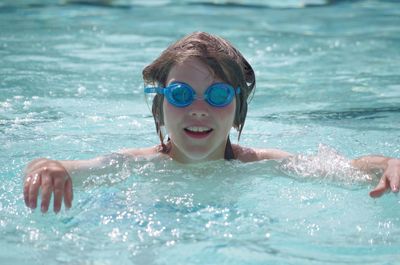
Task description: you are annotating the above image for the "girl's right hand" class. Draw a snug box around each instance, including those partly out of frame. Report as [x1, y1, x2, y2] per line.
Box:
[23, 158, 73, 213]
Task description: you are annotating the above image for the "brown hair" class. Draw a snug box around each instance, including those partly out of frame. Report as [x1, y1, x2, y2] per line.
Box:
[142, 32, 256, 151]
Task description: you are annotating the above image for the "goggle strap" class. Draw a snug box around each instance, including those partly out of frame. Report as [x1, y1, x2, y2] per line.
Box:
[144, 87, 164, 94]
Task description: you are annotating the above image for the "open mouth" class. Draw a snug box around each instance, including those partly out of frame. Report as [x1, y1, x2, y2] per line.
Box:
[184, 126, 213, 139]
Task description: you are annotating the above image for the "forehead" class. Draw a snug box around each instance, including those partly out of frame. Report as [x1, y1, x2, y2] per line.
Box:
[166, 57, 222, 87]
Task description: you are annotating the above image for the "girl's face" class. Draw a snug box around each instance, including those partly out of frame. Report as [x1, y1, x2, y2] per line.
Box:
[163, 57, 236, 163]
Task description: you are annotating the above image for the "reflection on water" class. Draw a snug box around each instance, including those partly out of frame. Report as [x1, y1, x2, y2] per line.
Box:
[257, 106, 400, 132]
[1, 0, 334, 9]
[262, 106, 400, 122]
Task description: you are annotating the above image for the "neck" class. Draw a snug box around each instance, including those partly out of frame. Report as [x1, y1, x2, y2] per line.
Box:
[168, 139, 228, 164]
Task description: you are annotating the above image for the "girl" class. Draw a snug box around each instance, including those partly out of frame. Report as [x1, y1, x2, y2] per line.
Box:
[23, 32, 400, 213]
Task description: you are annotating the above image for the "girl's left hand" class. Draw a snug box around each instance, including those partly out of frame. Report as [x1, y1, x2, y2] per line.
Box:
[370, 158, 400, 197]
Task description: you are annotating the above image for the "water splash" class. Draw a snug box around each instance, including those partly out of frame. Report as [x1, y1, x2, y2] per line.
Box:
[279, 144, 372, 184]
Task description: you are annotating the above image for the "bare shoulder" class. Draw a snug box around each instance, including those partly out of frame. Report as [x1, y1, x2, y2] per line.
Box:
[117, 146, 161, 159]
[232, 144, 292, 162]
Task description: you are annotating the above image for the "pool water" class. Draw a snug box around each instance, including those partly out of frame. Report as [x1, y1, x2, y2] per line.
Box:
[1, 0, 400, 264]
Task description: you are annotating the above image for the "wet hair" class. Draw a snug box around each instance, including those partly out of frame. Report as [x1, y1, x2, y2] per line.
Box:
[142, 31, 256, 152]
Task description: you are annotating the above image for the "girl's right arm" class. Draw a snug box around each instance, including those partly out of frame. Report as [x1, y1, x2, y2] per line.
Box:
[23, 153, 126, 213]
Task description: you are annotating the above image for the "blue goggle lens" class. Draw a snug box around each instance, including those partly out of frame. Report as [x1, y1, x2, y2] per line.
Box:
[145, 82, 240, 108]
[169, 83, 194, 107]
[206, 84, 233, 107]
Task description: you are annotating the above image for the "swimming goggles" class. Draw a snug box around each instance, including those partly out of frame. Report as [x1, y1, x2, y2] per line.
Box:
[144, 82, 240, 108]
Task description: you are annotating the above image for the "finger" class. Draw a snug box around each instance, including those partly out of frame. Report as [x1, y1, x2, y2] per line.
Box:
[389, 175, 399, 193]
[40, 173, 53, 213]
[64, 177, 73, 209]
[28, 173, 41, 209]
[369, 175, 390, 198]
[53, 177, 65, 213]
[23, 175, 33, 207]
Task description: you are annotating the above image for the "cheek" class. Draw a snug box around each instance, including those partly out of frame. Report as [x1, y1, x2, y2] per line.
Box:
[215, 101, 236, 122]
[163, 100, 183, 125]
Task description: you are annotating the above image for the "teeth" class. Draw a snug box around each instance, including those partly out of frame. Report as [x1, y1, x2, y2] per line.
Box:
[186, 126, 212, 132]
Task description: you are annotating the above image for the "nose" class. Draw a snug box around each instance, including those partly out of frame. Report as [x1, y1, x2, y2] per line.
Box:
[188, 99, 209, 118]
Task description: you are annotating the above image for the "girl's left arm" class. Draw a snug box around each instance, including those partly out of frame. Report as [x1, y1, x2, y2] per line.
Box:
[351, 156, 400, 197]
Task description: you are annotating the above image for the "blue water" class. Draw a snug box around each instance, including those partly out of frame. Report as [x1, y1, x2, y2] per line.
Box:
[1, 0, 400, 264]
